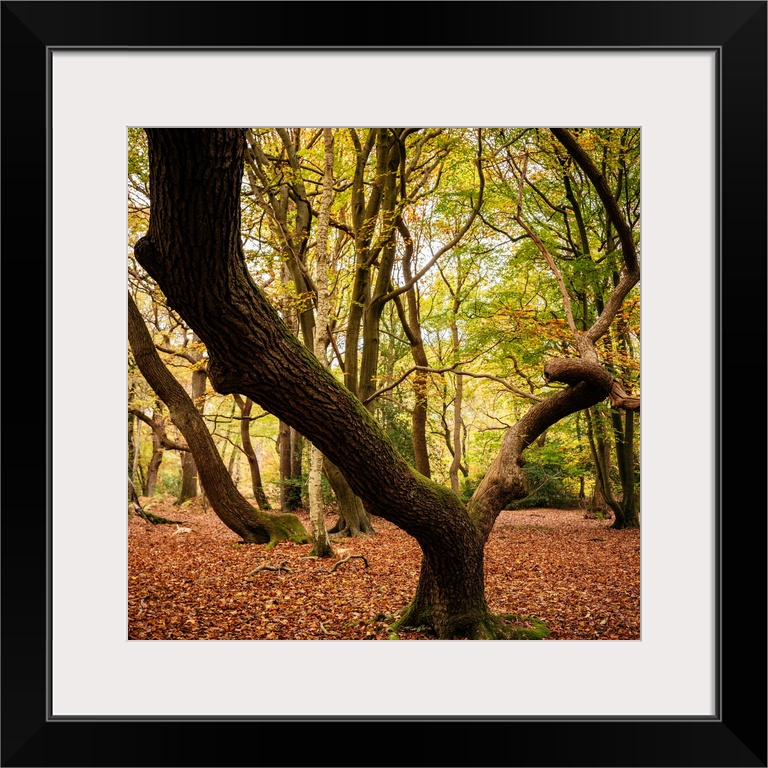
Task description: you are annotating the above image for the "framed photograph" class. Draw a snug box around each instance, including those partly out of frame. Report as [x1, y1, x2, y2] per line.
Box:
[3, 1, 765, 765]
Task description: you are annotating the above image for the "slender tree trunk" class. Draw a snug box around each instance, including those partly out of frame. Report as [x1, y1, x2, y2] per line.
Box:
[611, 409, 639, 529]
[585, 407, 620, 521]
[308, 447, 331, 556]
[227, 446, 237, 479]
[344, 129, 387, 396]
[449, 374, 463, 494]
[398, 218, 432, 477]
[128, 407, 136, 479]
[179, 451, 197, 502]
[410, 357, 431, 477]
[446, 276, 469, 493]
[132, 418, 143, 493]
[307, 127, 335, 558]
[145, 431, 163, 496]
[449, 300, 464, 494]
[288, 428, 303, 509]
[234, 395, 271, 510]
[357, 132, 400, 405]
[277, 420, 292, 512]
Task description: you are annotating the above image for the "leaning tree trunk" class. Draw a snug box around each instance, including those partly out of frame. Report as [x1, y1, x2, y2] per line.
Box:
[135, 128, 499, 637]
[134, 129, 620, 639]
[128, 292, 309, 547]
[468, 360, 615, 540]
[324, 458, 375, 537]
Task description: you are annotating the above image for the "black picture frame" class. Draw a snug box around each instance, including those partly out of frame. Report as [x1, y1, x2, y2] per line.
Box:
[2, 2, 765, 766]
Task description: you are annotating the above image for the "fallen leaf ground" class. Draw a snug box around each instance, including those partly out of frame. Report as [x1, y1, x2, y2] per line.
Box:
[128, 498, 640, 641]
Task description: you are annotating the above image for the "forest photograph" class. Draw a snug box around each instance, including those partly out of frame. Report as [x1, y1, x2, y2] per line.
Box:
[127, 126, 640, 641]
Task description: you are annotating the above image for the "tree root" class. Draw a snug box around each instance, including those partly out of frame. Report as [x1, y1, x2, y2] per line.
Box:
[396, 609, 551, 640]
[319, 621, 340, 636]
[316, 554, 369, 574]
[329, 554, 368, 572]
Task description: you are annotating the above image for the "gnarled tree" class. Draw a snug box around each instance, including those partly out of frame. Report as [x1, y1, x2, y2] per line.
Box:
[134, 128, 639, 638]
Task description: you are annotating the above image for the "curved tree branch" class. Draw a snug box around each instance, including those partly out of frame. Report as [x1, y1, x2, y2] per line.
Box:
[129, 407, 190, 452]
[550, 128, 639, 275]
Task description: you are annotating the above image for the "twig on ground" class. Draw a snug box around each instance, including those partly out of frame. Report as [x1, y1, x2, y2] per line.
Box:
[248, 560, 293, 576]
[319, 621, 340, 636]
[330, 554, 368, 572]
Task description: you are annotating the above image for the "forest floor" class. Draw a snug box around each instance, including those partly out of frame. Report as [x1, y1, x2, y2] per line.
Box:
[128, 497, 640, 641]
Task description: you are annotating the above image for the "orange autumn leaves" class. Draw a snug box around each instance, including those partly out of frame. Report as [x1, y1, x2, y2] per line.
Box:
[129, 499, 639, 641]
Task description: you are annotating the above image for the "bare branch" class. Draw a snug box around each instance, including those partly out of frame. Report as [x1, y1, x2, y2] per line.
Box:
[583, 269, 639, 346]
[129, 408, 190, 452]
[154, 344, 203, 366]
[363, 365, 542, 405]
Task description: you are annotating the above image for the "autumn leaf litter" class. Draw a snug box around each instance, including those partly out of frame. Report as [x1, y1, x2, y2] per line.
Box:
[129, 498, 640, 641]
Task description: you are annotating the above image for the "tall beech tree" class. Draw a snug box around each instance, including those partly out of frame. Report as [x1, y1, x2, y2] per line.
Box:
[134, 128, 639, 639]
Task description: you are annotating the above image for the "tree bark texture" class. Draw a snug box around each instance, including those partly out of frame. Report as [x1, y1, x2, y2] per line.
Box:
[609, 408, 639, 529]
